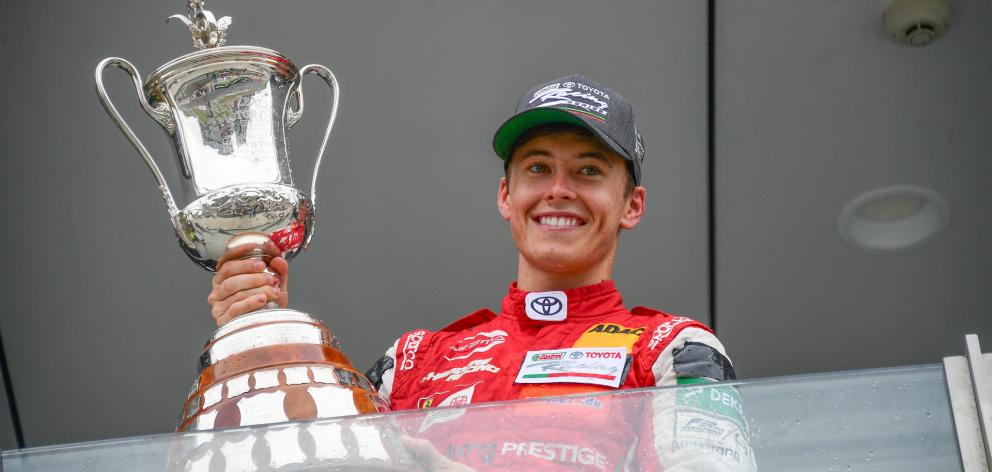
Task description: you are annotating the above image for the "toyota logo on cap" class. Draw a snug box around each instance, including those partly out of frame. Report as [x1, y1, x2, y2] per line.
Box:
[524, 291, 568, 321]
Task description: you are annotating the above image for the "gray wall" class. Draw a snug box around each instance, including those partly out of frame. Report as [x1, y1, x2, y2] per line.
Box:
[715, 0, 992, 378]
[0, 0, 988, 450]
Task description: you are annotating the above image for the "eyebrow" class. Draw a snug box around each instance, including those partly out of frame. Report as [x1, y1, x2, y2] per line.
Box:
[517, 150, 613, 167]
[578, 152, 613, 167]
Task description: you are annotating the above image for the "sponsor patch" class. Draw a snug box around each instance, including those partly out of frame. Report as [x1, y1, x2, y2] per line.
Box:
[444, 330, 508, 361]
[530, 81, 611, 123]
[416, 382, 481, 432]
[400, 330, 426, 371]
[515, 348, 627, 388]
[673, 341, 737, 381]
[573, 323, 646, 353]
[524, 291, 568, 321]
[648, 316, 692, 350]
[417, 382, 480, 410]
[421, 358, 500, 382]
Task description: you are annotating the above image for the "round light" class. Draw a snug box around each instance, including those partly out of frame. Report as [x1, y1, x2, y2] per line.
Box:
[838, 185, 949, 251]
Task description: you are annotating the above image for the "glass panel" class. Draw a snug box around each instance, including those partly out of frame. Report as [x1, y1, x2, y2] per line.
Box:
[742, 365, 961, 471]
[1, 365, 961, 471]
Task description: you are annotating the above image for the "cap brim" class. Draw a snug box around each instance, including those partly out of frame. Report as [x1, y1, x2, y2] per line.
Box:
[492, 108, 631, 164]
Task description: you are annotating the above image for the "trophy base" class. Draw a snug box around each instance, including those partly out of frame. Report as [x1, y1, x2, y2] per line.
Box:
[179, 308, 386, 432]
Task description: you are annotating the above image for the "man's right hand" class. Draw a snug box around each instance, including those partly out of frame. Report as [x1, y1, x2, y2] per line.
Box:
[207, 240, 289, 327]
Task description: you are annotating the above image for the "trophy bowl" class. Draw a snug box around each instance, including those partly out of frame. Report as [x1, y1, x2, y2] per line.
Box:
[175, 182, 312, 271]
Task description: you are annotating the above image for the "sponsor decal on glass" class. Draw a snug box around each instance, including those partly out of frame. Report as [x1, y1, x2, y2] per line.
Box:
[500, 442, 609, 470]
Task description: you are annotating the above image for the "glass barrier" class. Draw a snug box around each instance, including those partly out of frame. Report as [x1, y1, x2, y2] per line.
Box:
[1, 364, 961, 471]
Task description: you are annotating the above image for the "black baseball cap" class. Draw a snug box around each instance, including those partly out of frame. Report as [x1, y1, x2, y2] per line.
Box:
[492, 74, 645, 185]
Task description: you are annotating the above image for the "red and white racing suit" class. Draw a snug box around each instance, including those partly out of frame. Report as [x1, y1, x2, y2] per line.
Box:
[366, 280, 755, 471]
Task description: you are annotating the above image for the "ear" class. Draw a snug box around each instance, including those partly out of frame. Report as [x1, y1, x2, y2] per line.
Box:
[619, 186, 646, 230]
[497, 176, 511, 220]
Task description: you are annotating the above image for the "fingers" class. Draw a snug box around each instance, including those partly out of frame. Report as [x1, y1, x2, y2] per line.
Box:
[216, 239, 281, 269]
[270, 257, 289, 283]
[402, 436, 448, 469]
[213, 292, 273, 327]
[210, 283, 282, 324]
[401, 436, 478, 472]
[269, 257, 290, 307]
[211, 260, 271, 291]
[209, 243, 291, 326]
[210, 271, 278, 304]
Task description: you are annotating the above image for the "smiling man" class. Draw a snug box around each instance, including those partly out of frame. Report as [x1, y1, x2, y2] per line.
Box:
[208, 74, 753, 470]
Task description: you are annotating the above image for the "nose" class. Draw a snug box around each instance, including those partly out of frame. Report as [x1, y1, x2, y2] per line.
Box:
[545, 169, 576, 201]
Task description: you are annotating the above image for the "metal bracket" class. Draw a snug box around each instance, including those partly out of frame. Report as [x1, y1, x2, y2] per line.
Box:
[967, 335, 992, 467]
[944, 334, 992, 472]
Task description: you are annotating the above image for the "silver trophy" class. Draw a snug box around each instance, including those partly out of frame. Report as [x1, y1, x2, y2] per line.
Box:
[95, 0, 394, 445]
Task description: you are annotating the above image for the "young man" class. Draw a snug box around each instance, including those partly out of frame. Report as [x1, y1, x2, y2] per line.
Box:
[208, 75, 753, 470]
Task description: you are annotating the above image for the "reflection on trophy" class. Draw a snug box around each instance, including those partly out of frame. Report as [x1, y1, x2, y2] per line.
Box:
[95, 0, 388, 435]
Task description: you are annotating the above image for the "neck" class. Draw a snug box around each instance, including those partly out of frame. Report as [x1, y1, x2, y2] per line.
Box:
[515, 252, 616, 292]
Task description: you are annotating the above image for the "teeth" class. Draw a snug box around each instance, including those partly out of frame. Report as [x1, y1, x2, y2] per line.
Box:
[540, 216, 578, 227]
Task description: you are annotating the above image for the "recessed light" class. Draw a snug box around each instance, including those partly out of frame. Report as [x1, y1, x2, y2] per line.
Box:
[838, 185, 949, 251]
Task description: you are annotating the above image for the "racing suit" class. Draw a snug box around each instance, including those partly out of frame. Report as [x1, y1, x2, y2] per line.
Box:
[366, 280, 755, 471]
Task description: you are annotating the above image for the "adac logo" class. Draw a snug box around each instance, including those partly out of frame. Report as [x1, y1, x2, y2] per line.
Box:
[524, 291, 567, 321]
[531, 296, 563, 316]
[587, 324, 646, 336]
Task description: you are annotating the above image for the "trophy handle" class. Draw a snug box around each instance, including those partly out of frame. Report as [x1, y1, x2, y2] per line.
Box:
[288, 64, 340, 250]
[95, 57, 180, 218]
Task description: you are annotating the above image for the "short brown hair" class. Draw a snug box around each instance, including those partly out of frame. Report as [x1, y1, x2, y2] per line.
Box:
[504, 123, 636, 196]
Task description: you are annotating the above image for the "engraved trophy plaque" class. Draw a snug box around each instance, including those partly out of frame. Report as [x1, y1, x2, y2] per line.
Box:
[94, 0, 398, 451]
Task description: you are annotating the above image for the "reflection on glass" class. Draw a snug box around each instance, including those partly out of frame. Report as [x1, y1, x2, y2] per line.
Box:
[263, 427, 307, 468]
[309, 422, 348, 460]
[0, 365, 963, 471]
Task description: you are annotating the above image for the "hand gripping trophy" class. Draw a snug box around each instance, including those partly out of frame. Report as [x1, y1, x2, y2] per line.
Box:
[95, 0, 395, 444]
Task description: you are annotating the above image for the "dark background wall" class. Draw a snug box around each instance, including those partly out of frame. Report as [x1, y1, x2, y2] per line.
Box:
[0, 0, 988, 449]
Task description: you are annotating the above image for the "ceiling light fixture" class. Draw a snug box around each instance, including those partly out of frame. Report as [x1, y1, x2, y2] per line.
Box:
[838, 185, 950, 251]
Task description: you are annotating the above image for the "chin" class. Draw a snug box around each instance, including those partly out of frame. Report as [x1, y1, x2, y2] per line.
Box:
[526, 249, 593, 273]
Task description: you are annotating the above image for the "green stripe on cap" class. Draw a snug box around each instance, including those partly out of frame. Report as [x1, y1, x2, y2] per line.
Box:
[492, 108, 588, 160]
